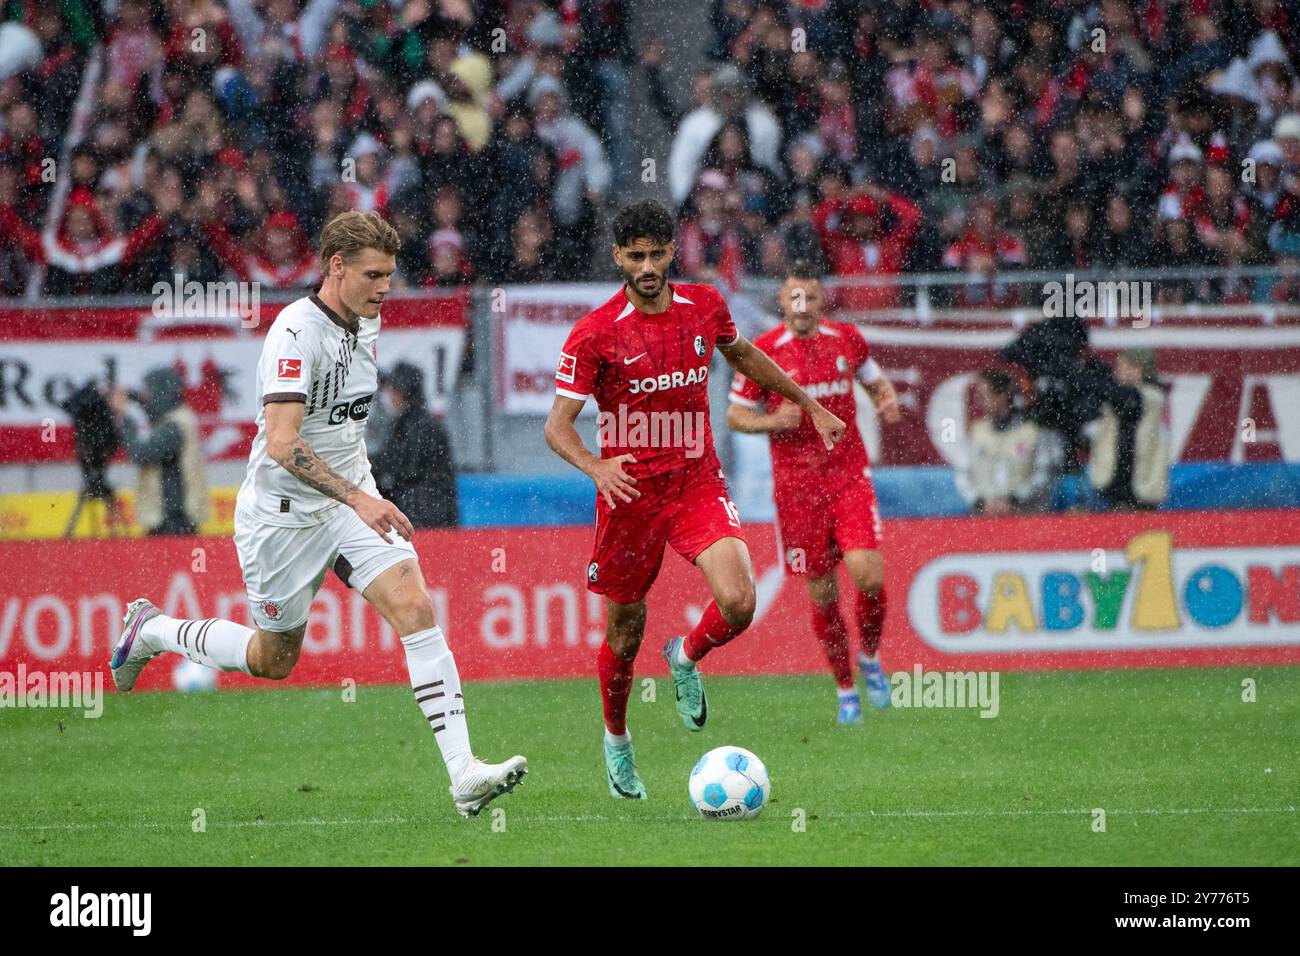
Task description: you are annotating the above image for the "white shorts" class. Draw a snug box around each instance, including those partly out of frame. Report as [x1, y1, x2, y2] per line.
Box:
[234, 503, 418, 632]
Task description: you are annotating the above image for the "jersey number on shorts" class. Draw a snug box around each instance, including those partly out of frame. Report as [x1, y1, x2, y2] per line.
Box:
[718, 496, 741, 528]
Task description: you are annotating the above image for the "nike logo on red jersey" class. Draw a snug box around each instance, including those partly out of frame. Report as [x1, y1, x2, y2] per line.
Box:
[623, 353, 647, 364]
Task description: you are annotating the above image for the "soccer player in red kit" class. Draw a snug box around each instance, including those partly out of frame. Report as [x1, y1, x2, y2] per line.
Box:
[544, 202, 846, 799]
[727, 264, 901, 724]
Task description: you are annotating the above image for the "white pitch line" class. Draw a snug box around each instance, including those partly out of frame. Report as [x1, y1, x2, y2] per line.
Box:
[0, 817, 411, 833]
[829, 806, 1300, 820]
[505, 806, 1300, 823]
[0, 806, 1294, 833]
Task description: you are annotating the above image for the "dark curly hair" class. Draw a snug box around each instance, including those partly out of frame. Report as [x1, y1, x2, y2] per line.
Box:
[612, 200, 675, 246]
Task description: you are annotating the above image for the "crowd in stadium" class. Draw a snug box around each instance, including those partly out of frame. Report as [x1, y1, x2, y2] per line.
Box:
[1, 0, 1299, 302]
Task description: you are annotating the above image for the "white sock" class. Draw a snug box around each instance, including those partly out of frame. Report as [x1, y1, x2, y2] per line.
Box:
[860, 651, 880, 665]
[673, 639, 694, 669]
[401, 625, 472, 781]
[837, 686, 858, 700]
[142, 614, 253, 674]
[604, 729, 631, 747]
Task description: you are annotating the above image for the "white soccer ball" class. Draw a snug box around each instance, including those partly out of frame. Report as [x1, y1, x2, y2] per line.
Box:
[172, 658, 219, 692]
[688, 746, 770, 820]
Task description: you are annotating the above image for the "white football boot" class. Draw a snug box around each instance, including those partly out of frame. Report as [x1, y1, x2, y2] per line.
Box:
[450, 755, 529, 817]
[109, 598, 163, 692]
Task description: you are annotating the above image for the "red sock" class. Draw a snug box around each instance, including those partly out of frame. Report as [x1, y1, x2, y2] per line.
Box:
[598, 642, 635, 735]
[855, 587, 887, 657]
[811, 601, 854, 689]
[683, 601, 748, 662]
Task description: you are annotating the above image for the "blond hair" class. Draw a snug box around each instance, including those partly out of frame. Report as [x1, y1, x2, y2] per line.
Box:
[318, 210, 401, 275]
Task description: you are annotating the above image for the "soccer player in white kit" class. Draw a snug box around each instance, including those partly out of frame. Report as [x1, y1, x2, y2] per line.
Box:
[109, 211, 526, 817]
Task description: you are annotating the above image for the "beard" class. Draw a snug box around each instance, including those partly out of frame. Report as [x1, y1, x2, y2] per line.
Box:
[624, 269, 665, 298]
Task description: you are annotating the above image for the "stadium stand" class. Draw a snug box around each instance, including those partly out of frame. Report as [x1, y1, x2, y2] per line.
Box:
[1, 1, 1298, 296]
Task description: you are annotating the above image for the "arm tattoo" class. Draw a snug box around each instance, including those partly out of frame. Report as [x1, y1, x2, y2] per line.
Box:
[276, 437, 362, 503]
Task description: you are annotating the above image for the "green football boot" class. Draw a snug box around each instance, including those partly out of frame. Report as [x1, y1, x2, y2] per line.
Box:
[605, 738, 647, 799]
[663, 637, 708, 731]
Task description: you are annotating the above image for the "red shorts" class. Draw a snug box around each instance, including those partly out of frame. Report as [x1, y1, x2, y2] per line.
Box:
[588, 466, 746, 605]
[774, 471, 883, 578]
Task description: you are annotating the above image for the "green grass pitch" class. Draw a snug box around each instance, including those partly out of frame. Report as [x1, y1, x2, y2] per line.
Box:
[2, 667, 1297, 866]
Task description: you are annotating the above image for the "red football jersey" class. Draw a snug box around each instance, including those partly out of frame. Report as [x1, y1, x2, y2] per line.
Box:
[555, 282, 738, 480]
[730, 318, 875, 485]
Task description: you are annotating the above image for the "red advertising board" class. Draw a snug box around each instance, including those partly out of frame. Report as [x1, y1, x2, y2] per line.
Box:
[0, 292, 469, 463]
[2, 509, 1298, 691]
[493, 284, 1300, 463]
[862, 322, 1300, 466]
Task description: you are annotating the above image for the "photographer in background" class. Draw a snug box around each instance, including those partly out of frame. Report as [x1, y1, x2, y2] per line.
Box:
[60, 381, 127, 537]
[109, 367, 210, 536]
[1000, 313, 1116, 510]
[370, 363, 459, 529]
[1088, 349, 1170, 511]
[956, 369, 1052, 515]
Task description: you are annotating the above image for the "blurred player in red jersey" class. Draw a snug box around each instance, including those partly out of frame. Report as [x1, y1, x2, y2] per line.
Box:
[544, 202, 846, 799]
[727, 263, 901, 723]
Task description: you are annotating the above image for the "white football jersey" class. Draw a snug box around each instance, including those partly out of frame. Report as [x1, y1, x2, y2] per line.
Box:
[237, 295, 380, 527]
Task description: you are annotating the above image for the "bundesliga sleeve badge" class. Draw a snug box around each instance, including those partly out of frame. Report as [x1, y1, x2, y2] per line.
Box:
[277, 358, 302, 379]
[557, 352, 577, 384]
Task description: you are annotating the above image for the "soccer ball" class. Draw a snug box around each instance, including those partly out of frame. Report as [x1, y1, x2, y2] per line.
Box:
[688, 746, 770, 820]
[172, 658, 218, 692]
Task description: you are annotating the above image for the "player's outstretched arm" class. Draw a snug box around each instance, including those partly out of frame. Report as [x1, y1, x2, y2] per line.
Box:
[865, 377, 902, 424]
[718, 335, 846, 449]
[543, 394, 640, 509]
[264, 400, 413, 541]
[726, 399, 803, 434]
